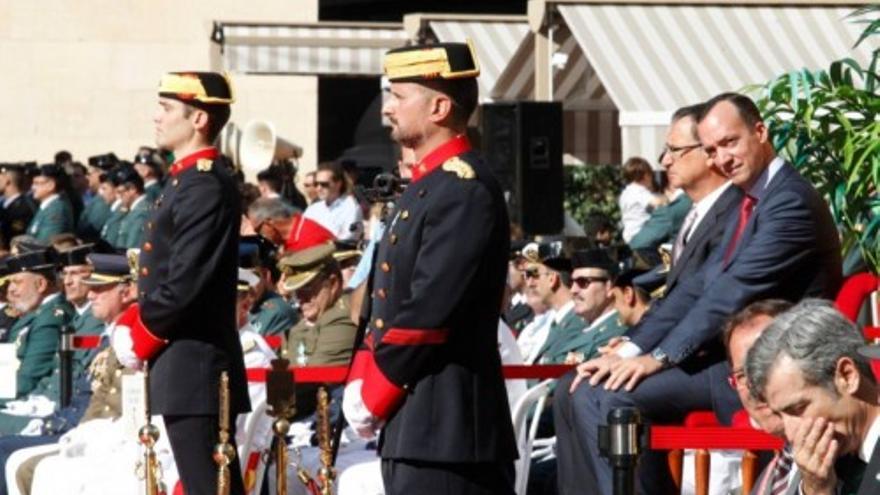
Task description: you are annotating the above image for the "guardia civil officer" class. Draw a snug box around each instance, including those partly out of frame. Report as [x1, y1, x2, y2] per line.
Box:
[342, 42, 517, 494]
[112, 71, 248, 495]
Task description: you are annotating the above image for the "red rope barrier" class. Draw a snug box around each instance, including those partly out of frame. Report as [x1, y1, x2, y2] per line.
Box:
[650, 426, 783, 450]
[244, 364, 575, 383]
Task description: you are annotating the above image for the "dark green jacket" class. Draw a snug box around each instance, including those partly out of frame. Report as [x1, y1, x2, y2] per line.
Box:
[100, 203, 125, 248]
[27, 196, 75, 241]
[116, 195, 151, 249]
[249, 291, 298, 337]
[7, 294, 73, 398]
[144, 181, 162, 203]
[535, 305, 587, 364]
[542, 310, 627, 364]
[78, 195, 112, 241]
[628, 194, 693, 250]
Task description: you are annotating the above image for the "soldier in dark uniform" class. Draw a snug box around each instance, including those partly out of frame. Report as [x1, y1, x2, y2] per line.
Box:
[0, 258, 19, 342]
[26, 164, 75, 242]
[98, 170, 124, 247]
[0, 163, 37, 250]
[342, 42, 517, 494]
[111, 71, 247, 495]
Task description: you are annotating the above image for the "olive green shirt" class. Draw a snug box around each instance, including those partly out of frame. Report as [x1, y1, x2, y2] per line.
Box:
[285, 301, 357, 367]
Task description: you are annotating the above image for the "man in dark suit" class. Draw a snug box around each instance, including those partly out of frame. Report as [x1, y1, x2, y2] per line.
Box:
[111, 71, 247, 495]
[342, 42, 517, 495]
[747, 301, 877, 495]
[556, 94, 843, 495]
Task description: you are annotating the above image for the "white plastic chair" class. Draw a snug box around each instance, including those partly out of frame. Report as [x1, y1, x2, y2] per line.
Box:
[510, 378, 554, 495]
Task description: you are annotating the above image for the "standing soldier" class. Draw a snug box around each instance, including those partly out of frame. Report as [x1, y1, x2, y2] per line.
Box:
[133, 147, 165, 203]
[78, 153, 117, 242]
[111, 71, 248, 495]
[342, 42, 517, 494]
[27, 165, 75, 241]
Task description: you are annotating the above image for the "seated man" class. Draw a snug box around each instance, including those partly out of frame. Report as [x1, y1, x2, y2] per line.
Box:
[520, 241, 586, 365]
[746, 300, 880, 495]
[721, 299, 804, 495]
[1, 248, 72, 408]
[543, 249, 627, 365]
[240, 236, 298, 337]
[279, 242, 356, 419]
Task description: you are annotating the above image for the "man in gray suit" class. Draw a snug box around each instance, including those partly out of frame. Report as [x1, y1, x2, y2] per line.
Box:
[557, 93, 842, 495]
[723, 299, 801, 495]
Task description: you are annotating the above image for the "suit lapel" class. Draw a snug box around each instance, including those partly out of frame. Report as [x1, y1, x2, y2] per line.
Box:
[723, 162, 796, 268]
[666, 185, 742, 287]
[857, 438, 880, 495]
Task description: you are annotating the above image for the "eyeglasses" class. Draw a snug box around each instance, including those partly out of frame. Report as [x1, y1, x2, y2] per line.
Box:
[315, 181, 331, 188]
[572, 276, 609, 288]
[727, 368, 746, 389]
[658, 143, 702, 163]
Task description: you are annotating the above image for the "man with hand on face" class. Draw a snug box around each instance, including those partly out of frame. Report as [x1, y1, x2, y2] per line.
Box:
[341, 41, 516, 494]
[746, 300, 880, 495]
[111, 71, 248, 495]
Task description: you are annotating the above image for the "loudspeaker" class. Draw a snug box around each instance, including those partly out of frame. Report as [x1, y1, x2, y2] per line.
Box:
[481, 101, 564, 235]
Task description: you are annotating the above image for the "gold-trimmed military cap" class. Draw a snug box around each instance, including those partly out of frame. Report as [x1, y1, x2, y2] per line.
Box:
[384, 40, 480, 81]
[158, 71, 235, 106]
[277, 243, 337, 292]
[238, 268, 260, 293]
[82, 253, 132, 285]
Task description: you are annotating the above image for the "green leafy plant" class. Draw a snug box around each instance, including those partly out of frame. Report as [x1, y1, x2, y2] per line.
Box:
[564, 163, 623, 235]
[755, 5, 880, 273]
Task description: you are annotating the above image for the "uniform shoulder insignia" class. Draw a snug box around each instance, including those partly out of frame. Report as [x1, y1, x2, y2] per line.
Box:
[441, 157, 475, 180]
[263, 301, 275, 310]
[196, 158, 213, 172]
[53, 308, 64, 318]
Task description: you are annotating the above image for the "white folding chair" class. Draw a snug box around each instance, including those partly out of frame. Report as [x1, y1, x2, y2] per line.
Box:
[510, 378, 554, 495]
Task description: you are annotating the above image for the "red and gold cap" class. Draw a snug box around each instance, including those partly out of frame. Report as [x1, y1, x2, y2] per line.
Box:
[158, 71, 235, 106]
[384, 40, 480, 82]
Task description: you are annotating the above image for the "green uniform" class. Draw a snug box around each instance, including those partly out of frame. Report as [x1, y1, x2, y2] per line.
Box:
[77, 195, 112, 241]
[6, 294, 73, 399]
[115, 195, 150, 249]
[541, 309, 627, 365]
[100, 203, 125, 247]
[249, 290, 299, 337]
[26, 196, 75, 241]
[534, 306, 587, 365]
[628, 194, 693, 251]
[144, 181, 162, 203]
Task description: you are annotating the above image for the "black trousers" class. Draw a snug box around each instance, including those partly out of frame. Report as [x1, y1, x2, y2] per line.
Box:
[164, 414, 244, 495]
[381, 458, 515, 495]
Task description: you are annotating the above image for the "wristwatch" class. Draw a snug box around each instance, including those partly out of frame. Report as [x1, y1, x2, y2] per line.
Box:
[650, 347, 671, 368]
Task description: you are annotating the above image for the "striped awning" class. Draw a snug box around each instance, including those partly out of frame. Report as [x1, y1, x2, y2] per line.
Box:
[424, 18, 530, 100]
[214, 21, 408, 76]
[556, 3, 878, 163]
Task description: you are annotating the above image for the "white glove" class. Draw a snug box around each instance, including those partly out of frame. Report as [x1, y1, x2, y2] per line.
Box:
[110, 325, 143, 370]
[342, 379, 383, 440]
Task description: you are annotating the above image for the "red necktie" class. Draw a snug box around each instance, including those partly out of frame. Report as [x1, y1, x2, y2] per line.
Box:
[724, 194, 756, 263]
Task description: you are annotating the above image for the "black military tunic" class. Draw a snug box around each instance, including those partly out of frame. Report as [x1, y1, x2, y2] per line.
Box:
[351, 135, 517, 464]
[0, 194, 36, 248]
[136, 147, 249, 416]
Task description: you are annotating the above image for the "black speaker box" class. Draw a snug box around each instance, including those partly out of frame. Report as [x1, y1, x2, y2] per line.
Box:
[480, 101, 564, 235]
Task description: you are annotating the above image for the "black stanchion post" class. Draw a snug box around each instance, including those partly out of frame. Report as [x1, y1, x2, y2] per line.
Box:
[59, 323, 74, 408]
[598, 407, 644, 495]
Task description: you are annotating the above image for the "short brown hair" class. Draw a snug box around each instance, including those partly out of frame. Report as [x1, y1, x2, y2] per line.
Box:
[421, 78, 478, 128]
[621, 157, 653, 183]
[182, 104, 231, 144]
[722, 299, 793, 352]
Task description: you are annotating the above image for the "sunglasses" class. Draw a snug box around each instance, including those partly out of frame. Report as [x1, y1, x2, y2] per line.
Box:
[522, 269, 545, 280]
[572, 276, 608, 288]
[315, 181, 332, 188]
